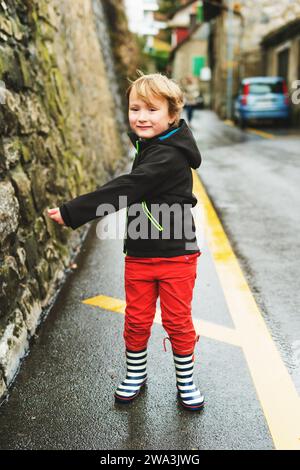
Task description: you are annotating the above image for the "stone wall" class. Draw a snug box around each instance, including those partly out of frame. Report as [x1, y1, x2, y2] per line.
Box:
[101, 0, 141, 112]
[0, 0, 138, 402]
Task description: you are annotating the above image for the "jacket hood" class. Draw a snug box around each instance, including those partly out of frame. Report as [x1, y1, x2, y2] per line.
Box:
[127, 118, 201, 169]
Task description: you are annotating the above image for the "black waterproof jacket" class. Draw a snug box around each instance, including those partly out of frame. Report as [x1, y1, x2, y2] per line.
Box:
[59, 118, 202, 257]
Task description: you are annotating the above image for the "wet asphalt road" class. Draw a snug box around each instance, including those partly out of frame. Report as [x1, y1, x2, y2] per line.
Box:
[191, 111, 300, 394]
[0, 110, 298, 450]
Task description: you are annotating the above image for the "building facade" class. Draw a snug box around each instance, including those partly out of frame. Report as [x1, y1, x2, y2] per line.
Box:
[124, 0, 166, 51]
[205, 0, 300, 122]
[167, 0, 210, 103]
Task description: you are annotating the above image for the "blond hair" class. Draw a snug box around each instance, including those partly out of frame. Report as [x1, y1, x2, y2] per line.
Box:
[126, 70, 184, 126]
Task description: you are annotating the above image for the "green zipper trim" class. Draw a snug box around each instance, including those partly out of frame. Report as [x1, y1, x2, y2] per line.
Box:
[141, 200, 164, 231]
[136, 139, 163, 232]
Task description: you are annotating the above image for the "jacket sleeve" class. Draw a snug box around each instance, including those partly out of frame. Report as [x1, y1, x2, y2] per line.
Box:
[59, 145, 182, 230]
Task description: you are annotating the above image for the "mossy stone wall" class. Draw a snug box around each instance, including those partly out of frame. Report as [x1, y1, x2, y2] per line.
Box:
[0, 0, 138, 401]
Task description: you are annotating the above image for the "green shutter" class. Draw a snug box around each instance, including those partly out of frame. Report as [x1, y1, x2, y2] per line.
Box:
[197, 1, 203, 22]
[193, 56, 205, 77]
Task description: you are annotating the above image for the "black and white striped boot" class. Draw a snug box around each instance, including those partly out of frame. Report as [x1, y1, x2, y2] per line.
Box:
[114, 348, 147, 404]
[173, 351, 205, 411]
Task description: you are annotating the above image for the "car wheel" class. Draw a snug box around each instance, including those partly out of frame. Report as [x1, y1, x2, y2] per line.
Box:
[285, 115, 292, 128]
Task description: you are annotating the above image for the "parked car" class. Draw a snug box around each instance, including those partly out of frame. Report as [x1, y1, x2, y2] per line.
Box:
[234, 76, 291, 128]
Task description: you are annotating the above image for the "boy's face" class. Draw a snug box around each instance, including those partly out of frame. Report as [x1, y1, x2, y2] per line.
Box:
[128, 88, 175, 139]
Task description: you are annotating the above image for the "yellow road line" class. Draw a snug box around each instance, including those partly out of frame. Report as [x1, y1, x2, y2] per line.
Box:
[247, 128, 275, 139]
[83, 295, 125, 313]
[223, 119, 235, 127]
[83, 171, 300, 448]
[192, 170, 300, 450]
[223, 118, 276, 139]
[83, 295, 241, 347]
[195, 318, 241, 347]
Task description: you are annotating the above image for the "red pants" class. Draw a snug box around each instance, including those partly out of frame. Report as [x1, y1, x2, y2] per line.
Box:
[123, 252, 201, 355]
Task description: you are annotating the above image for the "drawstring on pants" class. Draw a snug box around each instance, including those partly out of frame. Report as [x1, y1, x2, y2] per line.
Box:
[163, 334, 200, 354]
[163, 336, 172, 352]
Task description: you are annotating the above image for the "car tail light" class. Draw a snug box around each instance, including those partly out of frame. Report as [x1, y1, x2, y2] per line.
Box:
[241, 83, 249, 105]
[282, 80, 289, 104]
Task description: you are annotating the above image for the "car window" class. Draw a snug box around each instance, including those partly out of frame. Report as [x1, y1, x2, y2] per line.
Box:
[248, 82, 283, 94]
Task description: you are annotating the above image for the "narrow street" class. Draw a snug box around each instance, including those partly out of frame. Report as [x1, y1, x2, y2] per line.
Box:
[192, 110, 300, 393]
[0, 110, 299, 450]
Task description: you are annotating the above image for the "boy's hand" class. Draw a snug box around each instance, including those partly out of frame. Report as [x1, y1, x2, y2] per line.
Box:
[47, 207, 65, 225]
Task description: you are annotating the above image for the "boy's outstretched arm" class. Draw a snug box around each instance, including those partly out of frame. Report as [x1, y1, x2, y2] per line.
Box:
[47, 146, 182, 230]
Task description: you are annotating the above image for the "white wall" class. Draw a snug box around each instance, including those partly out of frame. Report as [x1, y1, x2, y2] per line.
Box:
[124, 0, 159, 36]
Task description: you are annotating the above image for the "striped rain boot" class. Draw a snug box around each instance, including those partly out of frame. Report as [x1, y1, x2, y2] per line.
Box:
[173, 351, 205, 411]
[114, 348, 147, 404]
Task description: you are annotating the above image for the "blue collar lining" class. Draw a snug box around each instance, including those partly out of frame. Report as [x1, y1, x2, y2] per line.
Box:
[158, 127, 180, 141]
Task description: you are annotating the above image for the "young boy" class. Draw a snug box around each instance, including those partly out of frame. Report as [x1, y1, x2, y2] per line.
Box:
[48, 72, 204, 411]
